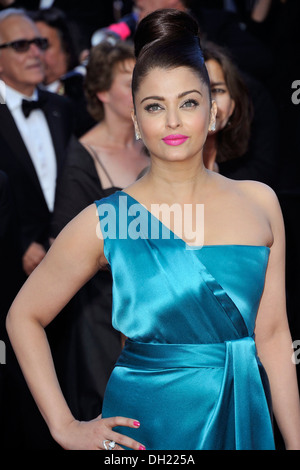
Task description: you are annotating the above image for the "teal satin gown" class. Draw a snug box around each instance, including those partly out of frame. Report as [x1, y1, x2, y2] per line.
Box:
[95, 192, 275, 450]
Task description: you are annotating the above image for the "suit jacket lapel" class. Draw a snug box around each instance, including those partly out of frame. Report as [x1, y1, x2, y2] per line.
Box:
[0, 104, 45, 199]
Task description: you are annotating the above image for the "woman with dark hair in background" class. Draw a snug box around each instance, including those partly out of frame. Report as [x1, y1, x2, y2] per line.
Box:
[30, 7, 95, 137]
[31, 7, 79, 86]
[6, 9, 300, 450]
[202, 40, 279, 187]
[202, 41, 252, 172]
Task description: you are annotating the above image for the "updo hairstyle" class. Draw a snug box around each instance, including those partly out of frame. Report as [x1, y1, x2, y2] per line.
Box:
[132, 9, 211, 103]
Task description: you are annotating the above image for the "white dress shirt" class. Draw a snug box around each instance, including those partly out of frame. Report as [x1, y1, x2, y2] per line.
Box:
[5, 85, 57, 212]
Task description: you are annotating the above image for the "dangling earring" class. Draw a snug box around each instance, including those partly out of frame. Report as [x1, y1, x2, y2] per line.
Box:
[209, 100, 217, 132]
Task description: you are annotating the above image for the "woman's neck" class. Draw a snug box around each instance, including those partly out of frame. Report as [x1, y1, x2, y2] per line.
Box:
[141, 155, 211, 203]
[101, 117, 135, 148]
[81, 115, 135, 150]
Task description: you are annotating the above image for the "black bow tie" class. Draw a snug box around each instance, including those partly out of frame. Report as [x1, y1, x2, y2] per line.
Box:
[22, 96, 47, 118]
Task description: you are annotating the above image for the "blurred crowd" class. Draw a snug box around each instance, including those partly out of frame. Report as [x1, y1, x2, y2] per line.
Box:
[0, 0, 299, 450]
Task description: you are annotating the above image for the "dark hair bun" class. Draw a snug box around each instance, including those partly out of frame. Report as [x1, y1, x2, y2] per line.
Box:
[134, 8, 200, 58]
[132, 8, 210, 100]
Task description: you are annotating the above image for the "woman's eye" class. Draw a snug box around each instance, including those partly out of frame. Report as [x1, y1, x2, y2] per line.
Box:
[144, 103, 162, 112]
[181, 99, 199, 108]
[211, 88, 226, 94]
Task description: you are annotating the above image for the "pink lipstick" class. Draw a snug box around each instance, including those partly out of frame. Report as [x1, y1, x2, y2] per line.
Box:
[162, 134, 189, 146]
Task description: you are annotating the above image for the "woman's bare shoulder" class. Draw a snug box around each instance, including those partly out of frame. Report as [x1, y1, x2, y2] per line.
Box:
[234, 179, 279, 210]
[219, 176, 283, 238]
[213, 172, 279, 208]
[52, 203, 107, 269]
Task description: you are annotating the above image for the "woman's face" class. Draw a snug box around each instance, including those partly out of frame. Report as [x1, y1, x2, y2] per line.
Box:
[205, 59, 235, 133]
[97, 58, 135, 120]
[133, 66, 216, 163]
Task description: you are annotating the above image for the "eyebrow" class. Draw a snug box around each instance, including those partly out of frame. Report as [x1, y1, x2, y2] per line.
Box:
[210, 81, 226, 86]
[140, 89, 202, 104]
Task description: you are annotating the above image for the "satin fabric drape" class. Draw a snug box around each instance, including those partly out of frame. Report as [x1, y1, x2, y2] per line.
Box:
[95, 192, 275, 450]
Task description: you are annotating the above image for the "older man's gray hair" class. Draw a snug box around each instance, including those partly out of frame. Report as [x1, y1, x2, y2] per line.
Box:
[0, 7, 27, 24]
[0, 8, 32, 47]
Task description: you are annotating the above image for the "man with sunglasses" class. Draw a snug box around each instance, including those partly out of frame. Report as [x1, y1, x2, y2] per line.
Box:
[0, 9, 73, 449]
[0, 8, 73, 276]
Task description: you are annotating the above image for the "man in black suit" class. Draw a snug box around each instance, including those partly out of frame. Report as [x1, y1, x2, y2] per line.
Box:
[0, 8, 73, 278]
[0, 8, 73, 449]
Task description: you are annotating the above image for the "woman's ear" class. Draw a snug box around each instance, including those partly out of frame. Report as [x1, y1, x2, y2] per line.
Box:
[96, 90, 109, 104]
[208, 100, 217, 132]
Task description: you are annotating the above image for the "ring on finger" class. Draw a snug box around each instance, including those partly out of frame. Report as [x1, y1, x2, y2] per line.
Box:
[103, 439, 116, 450]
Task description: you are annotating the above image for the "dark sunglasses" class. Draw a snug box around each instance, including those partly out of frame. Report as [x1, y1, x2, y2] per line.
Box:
[0, 37, 49, 53]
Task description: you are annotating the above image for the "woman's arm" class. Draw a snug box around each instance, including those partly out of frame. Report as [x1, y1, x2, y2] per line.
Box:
[6, 204, 145, 450]
[254, 187, 300, 450]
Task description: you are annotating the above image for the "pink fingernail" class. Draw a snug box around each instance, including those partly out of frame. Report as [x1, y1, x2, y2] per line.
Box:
[139, 445, 146, 450]
[133, 421, 140, 427]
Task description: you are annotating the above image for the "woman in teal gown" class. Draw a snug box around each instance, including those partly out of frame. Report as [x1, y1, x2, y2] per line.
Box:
[6, 9, 300, 450]
[97, 192, 274, 450]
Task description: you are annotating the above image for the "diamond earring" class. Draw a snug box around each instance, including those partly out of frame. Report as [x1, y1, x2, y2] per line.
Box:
[210, 122, 216, 132]
[135, 129, 141, 140]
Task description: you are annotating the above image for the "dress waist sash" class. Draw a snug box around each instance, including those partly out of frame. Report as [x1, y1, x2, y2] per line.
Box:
[117, 336, 275, 450]
[117, 338, 226, 369]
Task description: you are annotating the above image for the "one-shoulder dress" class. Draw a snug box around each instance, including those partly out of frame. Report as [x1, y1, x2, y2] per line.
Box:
[95, 191, 275, 450]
